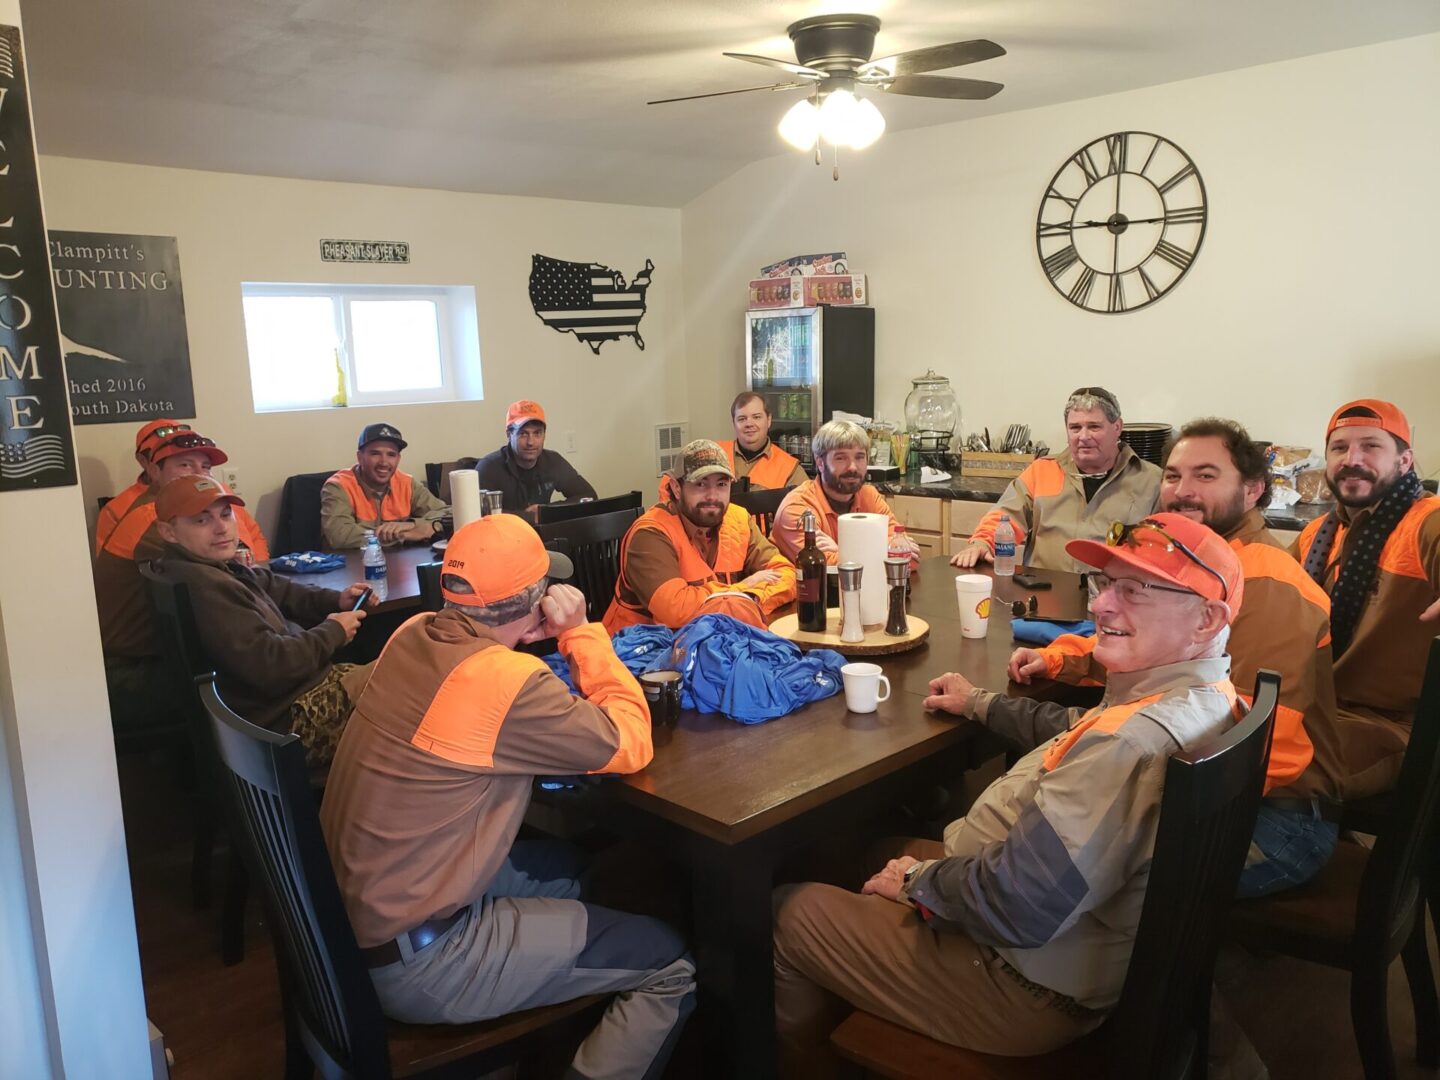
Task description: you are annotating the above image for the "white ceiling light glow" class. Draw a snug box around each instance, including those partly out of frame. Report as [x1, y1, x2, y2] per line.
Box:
[776, 90, 886, 152]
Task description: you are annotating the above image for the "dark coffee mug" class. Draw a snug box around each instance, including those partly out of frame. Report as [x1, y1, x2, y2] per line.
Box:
[640, 671, 683, 727]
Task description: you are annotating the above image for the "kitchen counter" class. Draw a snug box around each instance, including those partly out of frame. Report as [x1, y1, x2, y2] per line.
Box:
[874, 470, 1329, 536]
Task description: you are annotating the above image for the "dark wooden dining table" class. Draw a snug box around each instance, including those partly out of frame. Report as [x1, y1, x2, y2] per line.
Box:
[587, 556, 1087, 1079]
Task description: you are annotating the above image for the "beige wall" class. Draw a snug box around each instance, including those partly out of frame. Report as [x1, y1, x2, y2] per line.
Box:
[37, 157, 685, 537]
[680, 34, 1440, 470]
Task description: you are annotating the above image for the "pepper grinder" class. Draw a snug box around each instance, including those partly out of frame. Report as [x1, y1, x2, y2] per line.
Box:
[884, 557, 910, 636]
[838, 561, 865, 644]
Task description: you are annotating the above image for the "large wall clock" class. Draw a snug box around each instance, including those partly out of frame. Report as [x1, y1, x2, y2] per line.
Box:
[1036, 131, 1207, 314]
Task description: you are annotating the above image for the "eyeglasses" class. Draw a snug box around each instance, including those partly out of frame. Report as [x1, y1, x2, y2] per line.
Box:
[1086, 572, 1197, 606]
[163, 434, 218, 452]
[1105, 520, 1229, 602]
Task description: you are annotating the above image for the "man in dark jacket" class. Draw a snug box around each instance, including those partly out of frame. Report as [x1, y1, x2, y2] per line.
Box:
[475, 399, 596, 519]
[154, 474, 376, 764]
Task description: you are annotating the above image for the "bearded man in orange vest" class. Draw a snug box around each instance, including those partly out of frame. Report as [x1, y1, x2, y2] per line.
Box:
[322, 422, 449, 549]
[604, 439, 797, 633]
[93, 420, 270, 736]
[722, 391, 808, 490]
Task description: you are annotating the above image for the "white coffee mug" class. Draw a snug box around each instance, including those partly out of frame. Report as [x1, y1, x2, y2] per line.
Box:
[955, 574, 993, 639]
[841, 662, 891, 714]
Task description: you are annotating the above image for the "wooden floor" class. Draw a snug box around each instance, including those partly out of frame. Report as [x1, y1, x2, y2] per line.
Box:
[120, 750, 1437, 1080]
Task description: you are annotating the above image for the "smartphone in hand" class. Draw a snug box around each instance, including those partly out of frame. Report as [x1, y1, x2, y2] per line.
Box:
[351, 587, 374, 611]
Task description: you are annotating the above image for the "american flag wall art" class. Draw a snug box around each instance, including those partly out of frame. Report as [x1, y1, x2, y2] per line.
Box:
[529, 255, 654, 355]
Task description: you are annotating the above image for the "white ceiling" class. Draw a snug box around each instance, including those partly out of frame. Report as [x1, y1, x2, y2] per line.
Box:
[20, 0, 1440, 208]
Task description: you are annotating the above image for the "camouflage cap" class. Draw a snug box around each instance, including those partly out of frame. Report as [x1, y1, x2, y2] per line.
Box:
[674, 439, 735, 483]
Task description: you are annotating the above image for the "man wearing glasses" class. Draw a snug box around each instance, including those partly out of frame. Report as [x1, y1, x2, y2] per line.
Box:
[1293, 399, 1440, 798]
[952, 386, 1160, 573]
[93, 419, 271, 736]
[1009, 418, 1343, 896]
[774, 513, 1243, 1067]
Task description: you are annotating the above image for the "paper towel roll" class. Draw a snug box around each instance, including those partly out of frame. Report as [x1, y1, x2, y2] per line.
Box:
[838, 512, 889, 626]
[450, 468, 483, 529]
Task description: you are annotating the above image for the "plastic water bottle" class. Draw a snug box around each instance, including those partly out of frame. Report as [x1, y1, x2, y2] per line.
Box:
[363, 531, 388, 601]
[993, 515, 1016, 577]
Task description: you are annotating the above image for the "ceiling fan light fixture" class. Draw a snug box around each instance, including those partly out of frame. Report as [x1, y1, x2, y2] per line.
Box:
[847, 96, 886, 149]
[817, 88, 859, 145]
[778, 97, 820, 150]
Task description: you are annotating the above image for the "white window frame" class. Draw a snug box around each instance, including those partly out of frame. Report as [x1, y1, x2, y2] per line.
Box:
[241, 282, 471, 412]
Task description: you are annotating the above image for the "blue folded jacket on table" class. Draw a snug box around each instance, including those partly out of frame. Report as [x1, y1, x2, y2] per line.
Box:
[542, 614, 846, 725]
[268, 551, 347, 573]
[1010, 617, 1095, 645]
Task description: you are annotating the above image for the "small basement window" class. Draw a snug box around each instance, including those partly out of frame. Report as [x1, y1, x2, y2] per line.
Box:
[241, 282, 482, 413]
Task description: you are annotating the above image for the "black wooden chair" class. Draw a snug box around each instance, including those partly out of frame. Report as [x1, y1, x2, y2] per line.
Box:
[416, 560, 443, 613]
[536, 489, 644, 525]
[274, 470, 335, 556]
[830, 670, 1280, 1080]
[139, 562, 250, 965]
[730, 484, 795, 538]
[536, 507, 642, 624]
[424, 458, 477, 503]
[1229, 638, 1440, 1080]
[197, 676, 608, 1079]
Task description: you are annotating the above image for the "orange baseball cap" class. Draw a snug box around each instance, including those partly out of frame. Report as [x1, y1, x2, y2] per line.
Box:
[150, 431, 229, 467]
[156, 474, 245, 522]
[1326, 399, 1411, 447]
[441, 514, 573, 608]
[1065, 512, 1244, 620]
[135, 419, 193, 457]
[505, 400, 547, 430]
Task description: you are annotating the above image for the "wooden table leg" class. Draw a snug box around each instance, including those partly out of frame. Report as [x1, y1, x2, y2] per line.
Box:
[691, 842, 778, 1079]
[939, 499, 952, 557]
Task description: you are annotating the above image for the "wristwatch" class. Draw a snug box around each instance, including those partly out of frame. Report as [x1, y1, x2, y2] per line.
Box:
[902, 861, 925, 894]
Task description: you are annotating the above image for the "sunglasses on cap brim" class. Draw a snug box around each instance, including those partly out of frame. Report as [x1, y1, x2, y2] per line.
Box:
[1105, 520, 1228, 602]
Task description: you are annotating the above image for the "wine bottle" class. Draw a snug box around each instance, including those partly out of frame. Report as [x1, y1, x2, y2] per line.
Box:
[797, 510, 828, 632]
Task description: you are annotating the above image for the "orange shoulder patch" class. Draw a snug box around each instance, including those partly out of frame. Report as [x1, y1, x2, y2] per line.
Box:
[410, 648, 548, 768]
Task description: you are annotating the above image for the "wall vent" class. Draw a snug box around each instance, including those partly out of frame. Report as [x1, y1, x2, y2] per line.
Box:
[655, 421, 689, 477]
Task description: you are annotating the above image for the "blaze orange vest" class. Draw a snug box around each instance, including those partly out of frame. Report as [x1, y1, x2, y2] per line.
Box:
[721, 440, 802, 490]
[95, 479, 148, 555]
[327, 468, 414, 526]
[100, 488, 270, 562]
[605, 503, 754, 632]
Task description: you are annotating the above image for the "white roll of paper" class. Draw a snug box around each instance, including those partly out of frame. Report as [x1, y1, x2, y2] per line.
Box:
[838, 512, 889, 626]
[450, 468, 483, 529]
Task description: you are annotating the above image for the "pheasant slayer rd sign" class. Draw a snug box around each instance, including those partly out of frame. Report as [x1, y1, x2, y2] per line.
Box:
[0, 25, 77, 490]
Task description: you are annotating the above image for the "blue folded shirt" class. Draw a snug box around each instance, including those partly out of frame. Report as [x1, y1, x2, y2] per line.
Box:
[1010, 618, 1095, 645]
[268, 551, 347, 573]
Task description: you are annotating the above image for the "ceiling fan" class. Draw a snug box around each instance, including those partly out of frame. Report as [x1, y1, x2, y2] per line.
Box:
[648, 14, 1005, 159]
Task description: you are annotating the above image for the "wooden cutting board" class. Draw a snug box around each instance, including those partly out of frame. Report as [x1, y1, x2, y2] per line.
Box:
[769, 613, 930, 656]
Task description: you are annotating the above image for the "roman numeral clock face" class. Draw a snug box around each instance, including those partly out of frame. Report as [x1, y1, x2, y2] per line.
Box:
[1036, 132, 1207, 313]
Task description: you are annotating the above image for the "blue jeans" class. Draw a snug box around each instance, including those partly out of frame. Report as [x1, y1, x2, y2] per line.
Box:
[1235, 799, 1338, 899]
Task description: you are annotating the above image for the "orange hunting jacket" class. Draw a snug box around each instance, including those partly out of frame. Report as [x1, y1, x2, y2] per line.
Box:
[1032, 509, 1342, 801]
[771, 478, 902, 565]
[720, 440, 807, 490]
[319, 610, 650, 946]
[603, 502, 796, 633]
[1292, 496, 1440, 722]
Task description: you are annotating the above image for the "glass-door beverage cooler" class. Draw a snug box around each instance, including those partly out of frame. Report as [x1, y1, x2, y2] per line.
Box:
[744, 305, 874, 468]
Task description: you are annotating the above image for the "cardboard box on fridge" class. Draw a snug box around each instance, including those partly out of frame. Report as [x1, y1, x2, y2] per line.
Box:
[747, 277, 805, 309]
[803, 273, 868, 306]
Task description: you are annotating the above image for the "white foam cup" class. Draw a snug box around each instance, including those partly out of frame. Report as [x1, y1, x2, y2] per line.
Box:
[955, 574, 993, 639]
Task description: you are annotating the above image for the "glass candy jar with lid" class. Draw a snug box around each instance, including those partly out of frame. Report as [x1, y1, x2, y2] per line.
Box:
[904, 370, 960, 439]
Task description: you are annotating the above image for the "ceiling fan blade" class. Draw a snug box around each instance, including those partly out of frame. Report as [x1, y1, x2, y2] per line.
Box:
[723, 52, 825, 79]
[647, 82, 807, 105]
[858, 39, 1006, 78]
[873, 74, 1004, 100]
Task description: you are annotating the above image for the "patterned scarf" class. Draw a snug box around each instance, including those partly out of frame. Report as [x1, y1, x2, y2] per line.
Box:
[1304, 467, 1423, 657]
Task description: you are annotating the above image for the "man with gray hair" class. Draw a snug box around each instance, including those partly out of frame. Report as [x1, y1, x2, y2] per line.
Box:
[321, 513, 695, 1078]
[773, 420, 921, 564]
[953, 386, 1160, 573]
